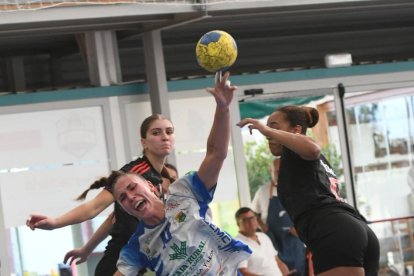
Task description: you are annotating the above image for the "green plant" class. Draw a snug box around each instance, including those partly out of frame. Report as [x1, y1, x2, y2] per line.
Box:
[244, 140, 273, 199]
[244, 138, 345, 199]
[321, 143, 343, 178]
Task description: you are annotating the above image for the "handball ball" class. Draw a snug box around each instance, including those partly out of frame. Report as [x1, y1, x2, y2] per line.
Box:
[195, 30, 238, 73]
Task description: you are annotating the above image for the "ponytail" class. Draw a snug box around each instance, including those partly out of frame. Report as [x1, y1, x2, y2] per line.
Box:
[277, 105, 319, 134]
[76, 170, 126, 200]
[302, 106, 319, 128]
[76, 177, 108, 200]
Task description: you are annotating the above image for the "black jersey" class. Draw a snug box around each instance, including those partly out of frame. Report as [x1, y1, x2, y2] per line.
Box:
[98, 155, 163, 275]
[277, 147, 357, 226]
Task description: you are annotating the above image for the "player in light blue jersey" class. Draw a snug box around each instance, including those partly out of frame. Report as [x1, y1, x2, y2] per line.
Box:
[110, 71, 251, 276]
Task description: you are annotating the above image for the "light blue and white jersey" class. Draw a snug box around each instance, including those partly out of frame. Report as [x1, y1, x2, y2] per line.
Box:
[117, 171, 251, 276]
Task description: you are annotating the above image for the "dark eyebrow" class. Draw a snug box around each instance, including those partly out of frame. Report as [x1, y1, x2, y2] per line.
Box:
[118, 191, 125, 201]
[267, 121, 278, 127]
[117, 182, 134, 201]
[127, 182, 135, 190]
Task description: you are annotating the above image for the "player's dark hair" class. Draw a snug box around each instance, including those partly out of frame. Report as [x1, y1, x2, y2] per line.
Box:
[277, 105, 319, 134]
[165, 163, 177, 173]
[162, 163, 178, 183]
[140, 113, 173, 139]
[76, 171, 126, 200]
[235, 207, 254, 220]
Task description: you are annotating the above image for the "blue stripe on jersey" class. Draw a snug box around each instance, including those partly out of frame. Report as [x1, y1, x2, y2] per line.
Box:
[188, 172, 215, 218]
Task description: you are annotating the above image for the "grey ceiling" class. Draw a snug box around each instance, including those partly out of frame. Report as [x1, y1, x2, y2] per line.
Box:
[0, 0, 414, 92]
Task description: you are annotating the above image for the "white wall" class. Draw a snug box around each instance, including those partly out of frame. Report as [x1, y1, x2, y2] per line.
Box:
[0, 92, 243, 275]
[0, 102, 114, 275]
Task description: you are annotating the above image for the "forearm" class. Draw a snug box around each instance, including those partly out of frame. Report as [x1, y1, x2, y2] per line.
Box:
[200, 105, 230, 189]
[265, 128, 320, 160]
[207, 104, 230, 161]
[54, 205, 95, 228]
[198, 71, 235, 190]
[276, 255, 290, 275]
[54, 190, 114, 228]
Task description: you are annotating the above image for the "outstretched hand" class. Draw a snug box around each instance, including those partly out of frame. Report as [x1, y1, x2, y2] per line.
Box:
[206, 71, 237, 109]
[64, 247, 90, 265]
[26, 214, 57, 230]
[237, 118, 269, 135]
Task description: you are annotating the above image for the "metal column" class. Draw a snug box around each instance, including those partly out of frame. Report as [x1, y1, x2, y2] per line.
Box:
[333, 83, 357, 207]
[84, 30, 122, 86]
[142, 30, 176, 165]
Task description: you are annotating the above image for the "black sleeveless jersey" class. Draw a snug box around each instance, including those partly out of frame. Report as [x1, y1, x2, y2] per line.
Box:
[277, 147, 358, 226]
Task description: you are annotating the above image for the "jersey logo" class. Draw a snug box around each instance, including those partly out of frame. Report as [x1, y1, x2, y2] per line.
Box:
[320, 159, 336, 176]
[130, 162, 150, 175]
[175, 211, 186, 223]
[329, 177, 344, 201]
[169, 241, 188, 260]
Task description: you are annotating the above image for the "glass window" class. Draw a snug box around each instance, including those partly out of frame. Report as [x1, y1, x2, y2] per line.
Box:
[0, 106, 111, 275]
[327, 87, 414, 274]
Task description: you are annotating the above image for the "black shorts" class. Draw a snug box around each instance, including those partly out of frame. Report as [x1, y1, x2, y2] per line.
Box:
[298, 210, 379, 275]
[94, 250, 118, 276]
[95, 249, 146, 276]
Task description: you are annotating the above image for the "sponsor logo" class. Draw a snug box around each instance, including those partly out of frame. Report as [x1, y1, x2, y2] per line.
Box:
[171, 240, 207, 276]
[166, 200, 181, 211]
[175, 211, 187, 223]
[320, 159, 336, 176]
[202, 220, 232, 248]
[56, 113, 96, 158]
[169, 241, 188, 260]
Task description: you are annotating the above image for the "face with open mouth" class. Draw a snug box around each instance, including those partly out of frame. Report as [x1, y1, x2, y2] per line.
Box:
[113, 174, 164, 225]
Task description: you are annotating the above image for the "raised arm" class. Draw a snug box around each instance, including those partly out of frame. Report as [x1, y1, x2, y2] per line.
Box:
[237, 118, 320, 160]
[197, 71, 236, 190]
[64, 212, 114, 265]
[26, 189, 114, 230]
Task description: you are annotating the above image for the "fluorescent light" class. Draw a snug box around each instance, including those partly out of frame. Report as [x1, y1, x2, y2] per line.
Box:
[325, 53, 352, 68]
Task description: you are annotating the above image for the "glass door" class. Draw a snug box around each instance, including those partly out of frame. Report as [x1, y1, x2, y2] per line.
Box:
[240, 84, 414, 275]
[325, 86, 414, 275]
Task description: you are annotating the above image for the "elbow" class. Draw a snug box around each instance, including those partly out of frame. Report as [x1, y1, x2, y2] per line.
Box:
[311, 144, 321, 159]
[207, 150, 228, 163]
[206, 142, 228, 161]
[302, 144, 321, 160]
[215, 150, 228, 161]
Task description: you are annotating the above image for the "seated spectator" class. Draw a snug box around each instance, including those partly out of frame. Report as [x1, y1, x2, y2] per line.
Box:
[235, 207, 292, 276]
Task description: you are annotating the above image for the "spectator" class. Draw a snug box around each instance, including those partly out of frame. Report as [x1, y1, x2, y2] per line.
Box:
[251, 158, 307, 275]
[235, 207, 291, 276]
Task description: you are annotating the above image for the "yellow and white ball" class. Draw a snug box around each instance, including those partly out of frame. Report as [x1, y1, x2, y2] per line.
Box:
[195, 30, 238, 73]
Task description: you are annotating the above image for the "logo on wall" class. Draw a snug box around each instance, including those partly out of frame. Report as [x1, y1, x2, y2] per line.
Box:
[56, 113, 97, 158]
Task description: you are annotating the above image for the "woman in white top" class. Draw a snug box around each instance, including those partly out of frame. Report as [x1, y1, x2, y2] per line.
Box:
[235, 207, 291, 276]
